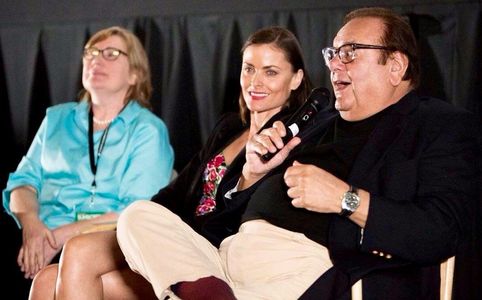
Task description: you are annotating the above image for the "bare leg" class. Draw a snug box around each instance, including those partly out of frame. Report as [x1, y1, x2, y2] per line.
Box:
[56, 230, 156, 300]
[102, 268, 157, 300]
[29, 264, 58, 300]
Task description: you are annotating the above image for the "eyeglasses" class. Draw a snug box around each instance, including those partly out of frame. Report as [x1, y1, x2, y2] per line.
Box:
[83, 47, 128, 61]
[322, 43, 394, 66]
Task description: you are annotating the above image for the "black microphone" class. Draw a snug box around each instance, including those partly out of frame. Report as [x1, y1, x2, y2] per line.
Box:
[261, 87, 331, 161]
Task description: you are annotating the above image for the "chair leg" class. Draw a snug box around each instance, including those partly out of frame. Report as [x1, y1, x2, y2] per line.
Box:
[351, 279, 363, 300]
[440, 256, 455, 300]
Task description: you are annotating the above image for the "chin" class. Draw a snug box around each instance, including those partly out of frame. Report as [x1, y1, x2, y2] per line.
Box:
[340, 111, 355, 121]
[334, 99, 344, 111]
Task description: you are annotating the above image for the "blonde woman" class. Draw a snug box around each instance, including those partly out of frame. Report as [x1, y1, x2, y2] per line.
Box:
[3, 26, 173, 284]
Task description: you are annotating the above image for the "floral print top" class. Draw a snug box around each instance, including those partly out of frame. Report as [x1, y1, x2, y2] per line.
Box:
[195, 152, 228, 216]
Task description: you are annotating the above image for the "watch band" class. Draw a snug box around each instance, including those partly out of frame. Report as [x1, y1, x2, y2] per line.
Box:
[339, 207, 353, 217]
[350, 185, 358, 194]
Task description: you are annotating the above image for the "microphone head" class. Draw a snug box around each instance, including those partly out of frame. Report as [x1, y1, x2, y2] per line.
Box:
[260, 86, 332, 162]
[307, 87, 331, 111]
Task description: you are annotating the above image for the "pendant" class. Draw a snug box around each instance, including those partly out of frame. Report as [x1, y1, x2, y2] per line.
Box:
[90, 185, 96, 207]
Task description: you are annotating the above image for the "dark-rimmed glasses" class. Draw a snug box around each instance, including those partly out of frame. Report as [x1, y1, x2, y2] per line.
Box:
[322, 43, 394, 66]
[83, 47, 128, 61]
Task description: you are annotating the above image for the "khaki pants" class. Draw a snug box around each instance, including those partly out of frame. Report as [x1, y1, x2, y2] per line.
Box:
[117, 201, 332, 300]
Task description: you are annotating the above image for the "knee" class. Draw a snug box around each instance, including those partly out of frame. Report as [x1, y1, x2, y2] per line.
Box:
[30, 264, 58, 299]
[116, 200, 161, 263]
[117, 200, 151, 242]
[59, 233, 102, 281]
[61, 234, 94, 265]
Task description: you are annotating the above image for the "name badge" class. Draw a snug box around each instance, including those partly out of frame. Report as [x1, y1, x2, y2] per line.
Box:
[76, 211, 104, 221]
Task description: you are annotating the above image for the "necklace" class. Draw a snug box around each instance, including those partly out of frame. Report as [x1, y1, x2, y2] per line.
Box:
[93, 116, 115, 125]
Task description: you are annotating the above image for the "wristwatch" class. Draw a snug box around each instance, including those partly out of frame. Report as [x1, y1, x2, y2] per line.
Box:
[340, 185, 360, 217]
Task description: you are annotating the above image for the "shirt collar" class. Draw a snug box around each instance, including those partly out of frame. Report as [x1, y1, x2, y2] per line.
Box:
[73, 99, 142, 131]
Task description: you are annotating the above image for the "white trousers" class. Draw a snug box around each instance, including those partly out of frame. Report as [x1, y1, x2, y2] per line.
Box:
[117, 200, 332, 300]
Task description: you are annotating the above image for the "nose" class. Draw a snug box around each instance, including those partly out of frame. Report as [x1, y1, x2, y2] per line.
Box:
[250, 72, 262, 86]
[88, 54, 106, 66]
[327, 55, 344, 72]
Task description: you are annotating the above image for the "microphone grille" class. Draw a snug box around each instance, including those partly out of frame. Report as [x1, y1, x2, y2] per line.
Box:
[308, 87, 331, 110]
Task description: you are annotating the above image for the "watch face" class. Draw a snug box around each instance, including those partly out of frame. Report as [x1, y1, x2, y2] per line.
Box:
[343, 192, 360, 211]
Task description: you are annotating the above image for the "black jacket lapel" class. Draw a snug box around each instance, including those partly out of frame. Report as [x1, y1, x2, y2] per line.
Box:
[349, 91, 420, 186]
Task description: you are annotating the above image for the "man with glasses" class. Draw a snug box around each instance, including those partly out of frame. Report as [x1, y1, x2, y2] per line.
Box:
[296, 8, 479, 298]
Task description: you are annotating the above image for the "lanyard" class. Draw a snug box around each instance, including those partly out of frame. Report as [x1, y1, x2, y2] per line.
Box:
[88, 109, 112, 204]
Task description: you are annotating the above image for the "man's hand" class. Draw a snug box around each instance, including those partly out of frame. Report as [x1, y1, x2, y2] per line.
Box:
[284, 160, 348, 213]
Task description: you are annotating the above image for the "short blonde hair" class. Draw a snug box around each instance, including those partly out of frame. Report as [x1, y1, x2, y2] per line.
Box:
[79, 26, 152, 108]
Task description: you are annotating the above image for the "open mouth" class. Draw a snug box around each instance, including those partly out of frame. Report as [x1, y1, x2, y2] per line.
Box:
[333, 80, 350, 90]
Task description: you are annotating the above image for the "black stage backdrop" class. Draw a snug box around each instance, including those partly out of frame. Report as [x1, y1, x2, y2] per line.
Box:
[1, 1, 481, 299]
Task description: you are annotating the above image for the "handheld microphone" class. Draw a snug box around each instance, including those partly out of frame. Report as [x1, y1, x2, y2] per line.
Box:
[261, 87, 331, 161]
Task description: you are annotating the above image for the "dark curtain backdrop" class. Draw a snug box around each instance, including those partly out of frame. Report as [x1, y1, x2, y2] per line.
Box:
[1, 0, 480, 299]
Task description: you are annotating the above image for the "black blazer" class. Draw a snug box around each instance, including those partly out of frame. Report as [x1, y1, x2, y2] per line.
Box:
[300, 91, 480, 299]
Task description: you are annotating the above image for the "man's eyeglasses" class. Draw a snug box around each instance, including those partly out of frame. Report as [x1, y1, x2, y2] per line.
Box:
[83, 47, 128, 61]
[322, 43, 394, 66]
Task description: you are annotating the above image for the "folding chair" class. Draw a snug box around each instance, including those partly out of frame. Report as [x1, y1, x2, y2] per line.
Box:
[351, 256, 455, 300]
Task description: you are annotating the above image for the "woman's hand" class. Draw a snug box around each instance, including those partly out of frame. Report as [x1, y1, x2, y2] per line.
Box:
[17, 214, 57, 279]
[240, 121, 301, 190]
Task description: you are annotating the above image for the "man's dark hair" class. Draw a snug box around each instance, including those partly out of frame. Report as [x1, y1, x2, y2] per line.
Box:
[345, 7, 421, 88]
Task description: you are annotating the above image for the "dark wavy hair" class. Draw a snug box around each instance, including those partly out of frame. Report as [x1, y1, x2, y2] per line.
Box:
[239, 26, 312, 123]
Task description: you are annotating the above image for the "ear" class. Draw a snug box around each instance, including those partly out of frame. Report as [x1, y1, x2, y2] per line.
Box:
[290, 69, 304, 91]
[128, 72, 138, 86]
[388, 51, 409, 86]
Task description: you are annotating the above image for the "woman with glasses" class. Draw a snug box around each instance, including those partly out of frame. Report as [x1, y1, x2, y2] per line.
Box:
[2, 26, 174, 285]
